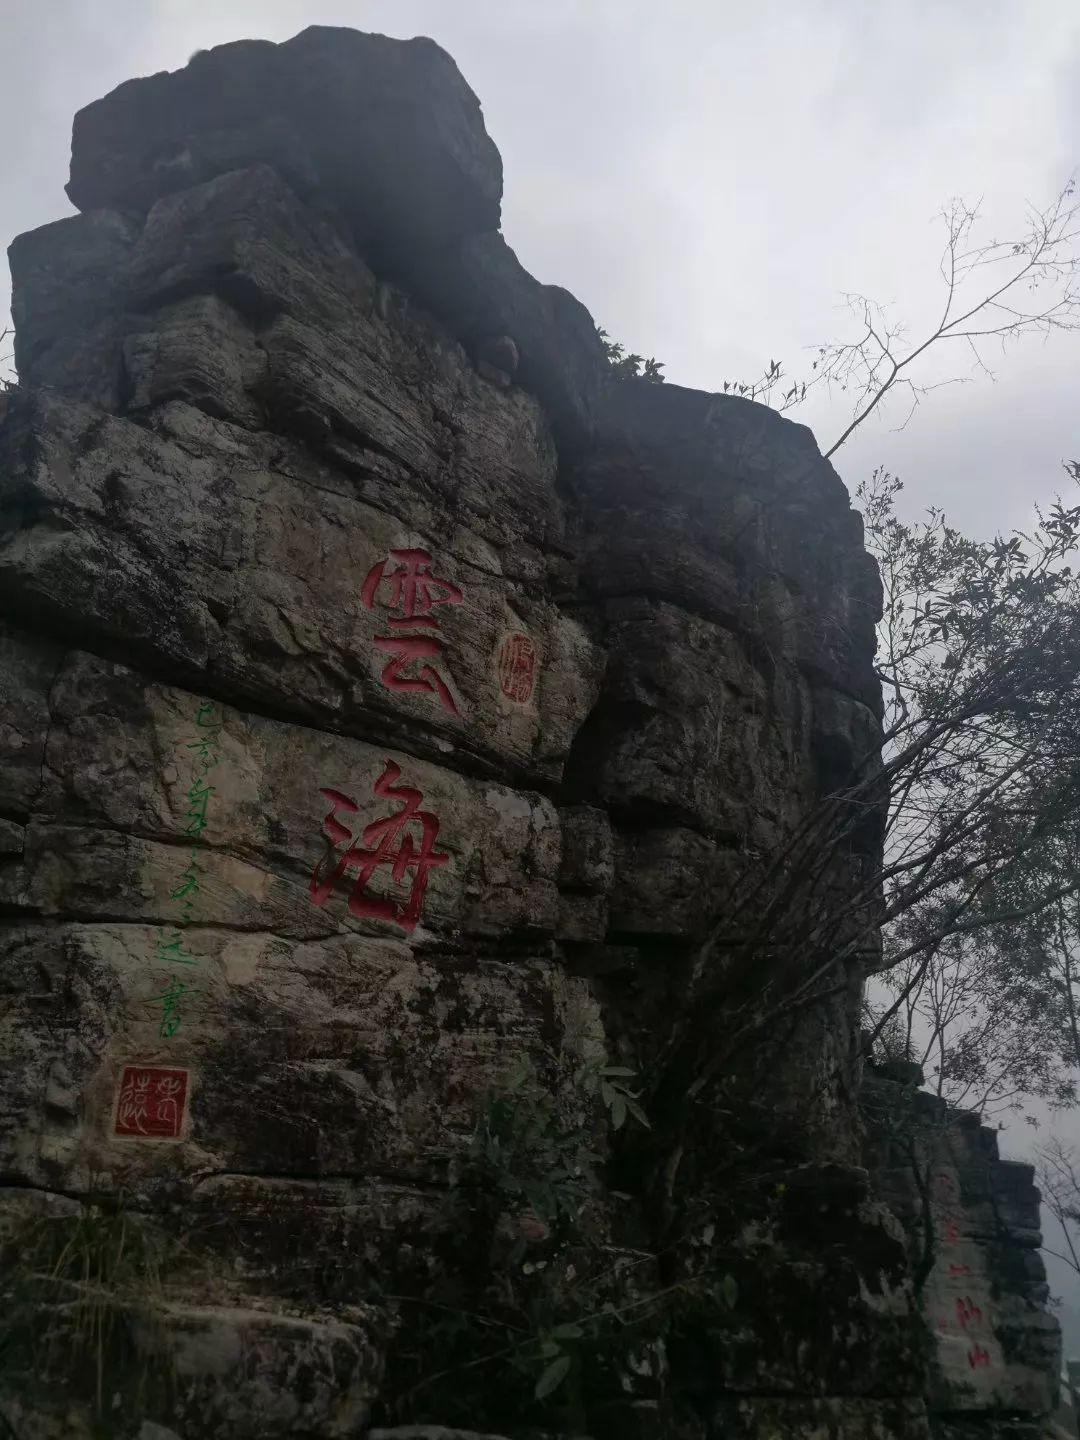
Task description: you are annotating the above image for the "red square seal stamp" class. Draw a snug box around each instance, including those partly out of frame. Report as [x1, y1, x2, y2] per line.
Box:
[498, 632, 537, 704]
[113, 1065, 190, 1140]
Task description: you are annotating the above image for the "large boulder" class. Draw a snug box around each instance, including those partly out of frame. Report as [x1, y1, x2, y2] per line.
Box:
[55, 28, 610, 453]
[66, 28, 502, 260]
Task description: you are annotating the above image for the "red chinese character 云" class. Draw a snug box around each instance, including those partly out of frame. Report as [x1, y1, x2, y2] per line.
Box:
[956, 1296, 983, 1329]
[361, 548, 463, 717]
[310, 760, 449, 934]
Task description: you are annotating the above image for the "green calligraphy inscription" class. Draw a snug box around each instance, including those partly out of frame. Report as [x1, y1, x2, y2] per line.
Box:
[156, 976, 199, 1039]
[151, 700, 222, 1039]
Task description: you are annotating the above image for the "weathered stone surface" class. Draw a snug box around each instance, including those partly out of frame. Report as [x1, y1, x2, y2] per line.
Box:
[66, 28, 502, 256]
[0, 395, 599, 780]
[609, 827, 724, 937]
[558, 804, 615, 893]
[557, 891, 609, 942]
[10, 161, 571, 553]
[864, 1070, 1062, 1434]
[1, 1298, 382, 1439]
[570, 598, 812, 844]
[7, 208, 139, 405]
[10, 649, 562, 934]
[710, 1397, 931, 1438]
[54, 29, 610, 456]
[403, 229, 610, 455]
[370, 1430, 515, 1439]
[570, 377, 884, 709]
[1, 20, 1059, 1440]
[0, 625, 60, 817]
[123, 294, 266, 426]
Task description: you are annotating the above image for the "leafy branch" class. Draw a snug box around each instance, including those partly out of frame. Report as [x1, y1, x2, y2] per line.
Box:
[659, 467, 1080, 1119]
[596, 327, 665, 382]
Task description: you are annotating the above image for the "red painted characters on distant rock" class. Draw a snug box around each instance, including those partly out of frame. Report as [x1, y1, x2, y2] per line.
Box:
[361, 547, 463, 717]
[498, 631, 537, 704]
[114, 1065, 189, 1140]
[309, 759, 449, 934]
[933, 1173, 957, 1202]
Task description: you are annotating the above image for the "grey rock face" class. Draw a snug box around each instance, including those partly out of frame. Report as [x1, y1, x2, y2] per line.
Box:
[66, 28, 503, 256]
[369, 1430, 517, 1440]
[57, 29, 607, 456]
[865, 1071, 1062, 1432]
[1, 21, 1052, 1440]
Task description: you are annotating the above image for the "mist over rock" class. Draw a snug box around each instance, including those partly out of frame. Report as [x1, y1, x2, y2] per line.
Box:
[0, 25, 1060, 1440]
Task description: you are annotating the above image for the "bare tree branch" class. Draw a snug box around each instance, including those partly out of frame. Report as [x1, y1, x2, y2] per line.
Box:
[724, 183, 1080, 459]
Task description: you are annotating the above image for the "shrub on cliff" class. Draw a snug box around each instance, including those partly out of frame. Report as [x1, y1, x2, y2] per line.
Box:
[664, 464, 1080, 1124]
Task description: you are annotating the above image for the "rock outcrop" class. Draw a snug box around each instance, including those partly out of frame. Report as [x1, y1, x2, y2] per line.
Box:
[0, 25, 1058, 1440]
[865, 1065, 1061, 1438]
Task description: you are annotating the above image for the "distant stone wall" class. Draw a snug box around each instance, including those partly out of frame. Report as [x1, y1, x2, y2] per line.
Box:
[0, 24, 1057, 1440]
[865, 1064, 1061, 1439]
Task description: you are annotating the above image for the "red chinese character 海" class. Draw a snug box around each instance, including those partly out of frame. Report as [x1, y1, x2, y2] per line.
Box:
[968, 1344, 991, 1369]
[498, 632, 537, 704]
[309, 760, 449, 934]
[114, 1066, 189, 1140]
[361, 548, 463, 717]
[956, 1296, 983, 1330]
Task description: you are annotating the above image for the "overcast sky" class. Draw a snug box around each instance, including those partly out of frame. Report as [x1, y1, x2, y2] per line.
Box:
[5, 0, 1080, 1345]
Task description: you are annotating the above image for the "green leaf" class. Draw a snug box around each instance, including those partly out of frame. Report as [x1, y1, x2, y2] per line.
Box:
[539, 1339, 561, 1358]
[624, 1096, 651, 1129]
[551, 1322, 584, 1340]
[610, 1093, 627, 1130]
[600, 1066, 637, 1078]
[535, 1353, 572, 1400]
[722, 1273, 738, 1309]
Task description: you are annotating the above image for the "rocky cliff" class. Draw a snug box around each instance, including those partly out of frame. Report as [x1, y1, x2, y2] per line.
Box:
[0, 26, 1059, 1440]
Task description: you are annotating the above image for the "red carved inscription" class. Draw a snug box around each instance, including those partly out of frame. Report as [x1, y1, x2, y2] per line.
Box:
[114, 1065, 189, 1140]
[498, 632, 537, 704]
[361, 548, 463, 716]
[310, 760, 449, 934]
[934, 1173, 957, 1201]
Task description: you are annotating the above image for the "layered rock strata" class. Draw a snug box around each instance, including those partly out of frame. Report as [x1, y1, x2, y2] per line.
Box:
[0, 25, 1057, 1440]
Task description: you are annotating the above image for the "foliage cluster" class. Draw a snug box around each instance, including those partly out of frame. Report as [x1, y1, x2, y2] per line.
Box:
[596, 326, 665, 382]
[653, 463, 1080, 1132]
[380, 1055, 738, 1433]
[0, 1194, 191, 1423]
